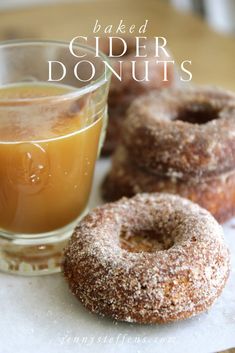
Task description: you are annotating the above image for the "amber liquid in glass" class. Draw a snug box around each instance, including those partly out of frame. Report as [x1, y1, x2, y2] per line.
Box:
[0, 83, 103, 234]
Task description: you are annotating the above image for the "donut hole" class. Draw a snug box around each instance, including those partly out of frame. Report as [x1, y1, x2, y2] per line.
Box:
[175, 102, 220, 124]
[120, 228, 175, 253]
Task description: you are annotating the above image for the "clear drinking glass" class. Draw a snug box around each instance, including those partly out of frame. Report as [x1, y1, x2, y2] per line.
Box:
[0, 40, 111, 275]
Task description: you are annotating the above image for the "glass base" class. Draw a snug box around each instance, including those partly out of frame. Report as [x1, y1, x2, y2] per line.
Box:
[0, 218, 81, 276]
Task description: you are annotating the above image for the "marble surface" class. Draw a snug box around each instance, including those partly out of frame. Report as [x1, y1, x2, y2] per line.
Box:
[1, 159, 235, 353]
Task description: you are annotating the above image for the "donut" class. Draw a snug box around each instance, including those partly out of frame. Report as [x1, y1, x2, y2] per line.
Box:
[62, 193, 230, 324]
[122, 86, 235, 179]
[102, 146, 235, 223]
[99, 37, 175, 155]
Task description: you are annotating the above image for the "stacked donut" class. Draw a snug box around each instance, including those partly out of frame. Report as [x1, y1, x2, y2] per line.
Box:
[98, 37, 176, 154]
[102, 85, 235, 223]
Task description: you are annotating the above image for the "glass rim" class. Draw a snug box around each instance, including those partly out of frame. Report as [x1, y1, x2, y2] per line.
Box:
[0, 39, 112, 105]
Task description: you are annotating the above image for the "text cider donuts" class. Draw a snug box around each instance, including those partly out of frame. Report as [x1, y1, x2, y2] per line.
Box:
[63, 193, 230, 324]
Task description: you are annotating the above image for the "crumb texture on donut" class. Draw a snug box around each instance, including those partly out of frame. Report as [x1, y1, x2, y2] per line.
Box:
[103, 85, 235, 222]
[102, 146, 235, 223]
[63, 193, 230, 324]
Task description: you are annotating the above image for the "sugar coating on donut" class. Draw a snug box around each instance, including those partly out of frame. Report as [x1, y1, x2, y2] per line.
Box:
[123, 85, 235, 178]
[63, 193, 230, 324]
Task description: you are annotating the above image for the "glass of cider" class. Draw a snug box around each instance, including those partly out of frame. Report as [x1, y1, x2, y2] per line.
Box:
[0, 40, 111, 275]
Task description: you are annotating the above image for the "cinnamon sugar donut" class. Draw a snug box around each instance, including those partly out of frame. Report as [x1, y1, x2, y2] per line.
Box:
[99, 37, 175, 154]
[62, 193, 230, 324]
[123, 86, 235, 179]
[102, 147, 235, 223]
